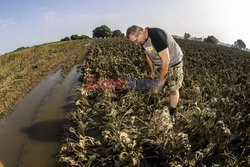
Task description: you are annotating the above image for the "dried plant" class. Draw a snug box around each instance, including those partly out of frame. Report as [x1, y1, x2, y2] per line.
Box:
[57, 38, 250, 166]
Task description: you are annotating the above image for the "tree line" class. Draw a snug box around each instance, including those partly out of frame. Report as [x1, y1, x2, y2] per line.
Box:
[10, 25, 246, 53]
[61, 25, 247, 50]
[184, 33, 247, 49]
[60, 25, 124, 42]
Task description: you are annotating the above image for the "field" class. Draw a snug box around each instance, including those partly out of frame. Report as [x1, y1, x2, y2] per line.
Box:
[57, 38, 250, 166]
[0, 40, 92, 118]
[0, 37, 249, 166]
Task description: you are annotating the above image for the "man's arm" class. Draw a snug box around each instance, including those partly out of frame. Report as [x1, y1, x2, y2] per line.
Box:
[158, 47, 170, 80]
[145, 53, 154, 73]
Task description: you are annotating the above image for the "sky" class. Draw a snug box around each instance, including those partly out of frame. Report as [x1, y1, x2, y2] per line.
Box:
[0, 0, 249, 54]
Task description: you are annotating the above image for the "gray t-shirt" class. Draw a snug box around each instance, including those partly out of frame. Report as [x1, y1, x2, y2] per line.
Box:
[142, 27, 183, 69]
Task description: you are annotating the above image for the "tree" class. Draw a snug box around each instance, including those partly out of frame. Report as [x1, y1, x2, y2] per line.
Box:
[204, 35, 219, 44]
[112, 30, 124, 38]
[234, 39, 246, 49]
[184, 33, 191, 40]
[60, 37, 70, 41]
[92, 25, 112, 38]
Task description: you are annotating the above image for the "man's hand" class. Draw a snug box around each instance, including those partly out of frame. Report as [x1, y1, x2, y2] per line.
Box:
[150, 71, 155, 79]
[157, 78, 165, 89]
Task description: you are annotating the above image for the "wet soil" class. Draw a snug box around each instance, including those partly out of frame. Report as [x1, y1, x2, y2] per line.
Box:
[0, 65, 82, 167]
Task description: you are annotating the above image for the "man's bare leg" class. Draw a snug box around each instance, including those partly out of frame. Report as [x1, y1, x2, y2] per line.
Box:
[169, 89, 180, 123]
[169, 89, 179, 108]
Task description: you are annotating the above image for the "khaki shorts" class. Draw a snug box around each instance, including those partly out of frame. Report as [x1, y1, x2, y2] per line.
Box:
[155, 61, 184, 91]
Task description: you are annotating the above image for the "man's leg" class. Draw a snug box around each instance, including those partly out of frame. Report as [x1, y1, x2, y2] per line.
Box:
[169, 89, 179, 108]
[168, 89, 179, 123]
[168, 62, 183, 123]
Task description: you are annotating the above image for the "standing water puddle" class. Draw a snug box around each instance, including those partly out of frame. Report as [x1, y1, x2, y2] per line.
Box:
[0, 65, 82, 167]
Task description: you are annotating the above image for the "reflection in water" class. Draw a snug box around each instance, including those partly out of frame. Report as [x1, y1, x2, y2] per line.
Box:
[20, 119, 66, 142]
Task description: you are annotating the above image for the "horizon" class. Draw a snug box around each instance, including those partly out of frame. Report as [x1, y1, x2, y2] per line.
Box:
[0, 0, 250, 54]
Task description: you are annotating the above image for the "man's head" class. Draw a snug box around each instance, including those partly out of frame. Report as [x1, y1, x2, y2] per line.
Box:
[126, 25, 147, 45]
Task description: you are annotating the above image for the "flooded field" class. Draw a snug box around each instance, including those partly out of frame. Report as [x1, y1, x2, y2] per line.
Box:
[0, 65, 82, 167]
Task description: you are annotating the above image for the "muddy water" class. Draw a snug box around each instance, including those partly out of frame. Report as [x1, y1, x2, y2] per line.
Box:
[0, 65, 82, 167]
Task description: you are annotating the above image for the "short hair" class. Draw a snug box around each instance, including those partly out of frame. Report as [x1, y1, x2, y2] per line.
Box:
[126, 25, 143, 38]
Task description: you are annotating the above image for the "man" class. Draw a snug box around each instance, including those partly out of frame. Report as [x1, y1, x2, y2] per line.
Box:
[126, 25, 184, 123]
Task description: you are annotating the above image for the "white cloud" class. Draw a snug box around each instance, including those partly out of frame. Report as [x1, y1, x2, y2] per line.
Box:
[0, 18, 15, 28]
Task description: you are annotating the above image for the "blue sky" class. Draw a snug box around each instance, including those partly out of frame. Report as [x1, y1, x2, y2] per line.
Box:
[0, 0, 249, 53]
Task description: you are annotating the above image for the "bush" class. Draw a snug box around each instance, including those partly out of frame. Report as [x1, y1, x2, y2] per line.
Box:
[234, 39, 246, 49]
[60, 37, 70, 41]
[79, 35, 91, 39]
[70, 35, 80, 40]
[70, 34, 90, 40]
[204, 36, 219, 44]
[112, 30, 124, 38]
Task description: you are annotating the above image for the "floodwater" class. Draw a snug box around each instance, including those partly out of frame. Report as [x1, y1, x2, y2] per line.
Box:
[0, 65, 82, 167]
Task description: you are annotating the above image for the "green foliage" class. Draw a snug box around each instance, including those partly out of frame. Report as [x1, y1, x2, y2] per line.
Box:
[92, 25, 112, 38]
[234, 39, 246, 49]
[112, 30, 124, 38]
[184, 33, 191, 39]
[204, 35, 219, 44]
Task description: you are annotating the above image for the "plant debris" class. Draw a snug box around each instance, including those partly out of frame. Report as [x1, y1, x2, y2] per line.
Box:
[57, 38, 250, 167]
